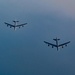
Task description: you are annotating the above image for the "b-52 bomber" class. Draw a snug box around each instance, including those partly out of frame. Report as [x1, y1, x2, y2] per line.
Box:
[4, 20, 27, 30]
[44, 38, 70, 51]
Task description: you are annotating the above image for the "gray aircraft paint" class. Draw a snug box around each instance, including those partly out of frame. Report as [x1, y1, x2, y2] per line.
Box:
[0, 0, 74, 75]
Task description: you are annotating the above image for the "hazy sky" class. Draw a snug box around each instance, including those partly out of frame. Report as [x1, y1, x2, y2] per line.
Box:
[0, 0, 75, 75]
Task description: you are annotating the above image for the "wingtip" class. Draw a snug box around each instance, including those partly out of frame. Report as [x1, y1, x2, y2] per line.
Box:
[26, 23, 28, 24]
[44, 41, 46, 43]
[4, 22, 6, 24]
[24, 23, 27, 25]
[44, 41, 47, 43]
[44, 41, 45, 42]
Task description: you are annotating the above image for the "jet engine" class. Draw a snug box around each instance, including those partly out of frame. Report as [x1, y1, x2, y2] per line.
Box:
[22, 25, 24, 27]
[10, 26, 12, 28]
[7, 25, 8, 27]
[52, 46, 54, 48]
[48, 44, 50, 46]
[65, 45, 67, 47]
[62, 46, 63, 48]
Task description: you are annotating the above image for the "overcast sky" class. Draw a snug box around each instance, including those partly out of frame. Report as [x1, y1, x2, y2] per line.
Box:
[0, 0, 75, 75]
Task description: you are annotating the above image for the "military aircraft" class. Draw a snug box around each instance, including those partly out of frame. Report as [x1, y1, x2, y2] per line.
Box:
[4, 20, 27, 30]
[44, 38, 70, 51]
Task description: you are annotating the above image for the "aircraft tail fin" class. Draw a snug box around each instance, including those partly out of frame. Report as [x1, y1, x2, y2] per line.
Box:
[13, 21, 19, 23]
[53, 38, 60, 41]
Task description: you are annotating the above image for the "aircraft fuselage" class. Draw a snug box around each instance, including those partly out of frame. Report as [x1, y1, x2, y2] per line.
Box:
[44, 37, 70, 51]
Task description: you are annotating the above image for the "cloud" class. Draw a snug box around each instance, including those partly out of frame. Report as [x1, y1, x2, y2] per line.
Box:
[12, 0, 75, 18]
[1, 0, 75, 18]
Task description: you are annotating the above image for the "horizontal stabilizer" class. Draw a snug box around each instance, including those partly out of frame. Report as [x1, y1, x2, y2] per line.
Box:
[13, 21, 19, 23]
[53, 39, 60, 41]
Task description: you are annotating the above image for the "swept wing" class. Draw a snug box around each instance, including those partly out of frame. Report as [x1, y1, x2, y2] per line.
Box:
[44, 41, 57, 47]
[4, 22, 15, 27]
[59, 41, 70, 47]
[16, 23, 27, 27]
